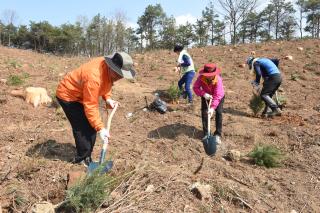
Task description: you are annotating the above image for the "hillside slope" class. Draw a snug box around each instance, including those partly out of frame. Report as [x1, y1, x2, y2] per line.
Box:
[0, 39, 320, 212]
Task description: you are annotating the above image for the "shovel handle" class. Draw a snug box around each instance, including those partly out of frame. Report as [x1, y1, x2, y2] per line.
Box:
[99, 103, 118, 164]
[275, 91, 280, 106]
[106, 103, 119, 132]
[207, 99, 212, 136]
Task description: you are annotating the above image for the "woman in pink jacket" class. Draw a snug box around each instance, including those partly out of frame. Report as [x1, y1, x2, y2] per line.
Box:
[193, 63, 225, 143]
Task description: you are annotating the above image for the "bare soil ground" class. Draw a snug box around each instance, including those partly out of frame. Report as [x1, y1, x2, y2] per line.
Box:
[0, 39, 320, 212]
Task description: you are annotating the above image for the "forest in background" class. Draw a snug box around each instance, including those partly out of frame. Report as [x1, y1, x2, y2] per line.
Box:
[0, 0, 319, 56]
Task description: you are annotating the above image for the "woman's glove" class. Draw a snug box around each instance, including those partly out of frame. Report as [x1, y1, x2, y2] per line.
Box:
[208, 108, 215, 118]
[203, 93, 212, 100]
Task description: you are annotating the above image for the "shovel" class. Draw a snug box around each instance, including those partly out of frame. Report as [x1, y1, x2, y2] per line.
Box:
[274, 91, 282, 109]
[202, 99, 217, 156]
[88, 102, 119, 174]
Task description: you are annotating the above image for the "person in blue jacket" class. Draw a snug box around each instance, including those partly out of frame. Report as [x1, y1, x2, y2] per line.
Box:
[247, 57, 282, 117]
[174, 44, 195, 104]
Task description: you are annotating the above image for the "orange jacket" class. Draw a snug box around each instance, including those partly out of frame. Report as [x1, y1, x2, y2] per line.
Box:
[56, 57, 112, 131]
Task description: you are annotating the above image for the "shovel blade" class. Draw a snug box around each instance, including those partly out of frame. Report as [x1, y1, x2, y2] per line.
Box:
[202, 135, 217, 156]
[87, 160, 113, 174]
[101, 161, 113, 173]
[87, 162, 99, 173]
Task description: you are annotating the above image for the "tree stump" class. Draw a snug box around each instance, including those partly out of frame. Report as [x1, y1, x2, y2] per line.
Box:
[10, 87, 52, 107]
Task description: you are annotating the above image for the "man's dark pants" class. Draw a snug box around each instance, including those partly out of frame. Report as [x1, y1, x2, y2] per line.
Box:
[57, 97, 96, 162]
[260, 73, 282, 110]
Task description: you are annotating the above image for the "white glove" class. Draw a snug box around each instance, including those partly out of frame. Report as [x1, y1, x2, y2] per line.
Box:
[208, 108, 215, 118]
[250, 81, 260, 94]
[106, 99, 118, 108]
[98, 128, 110, 142]
[203, 93, 212, 100]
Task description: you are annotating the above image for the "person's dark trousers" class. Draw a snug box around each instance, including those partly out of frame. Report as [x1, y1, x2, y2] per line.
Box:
[260, 73, 282, 110]
[178, 71, 195, 103]
[56, 97, 97, 162]
[201, 96, 225, 137]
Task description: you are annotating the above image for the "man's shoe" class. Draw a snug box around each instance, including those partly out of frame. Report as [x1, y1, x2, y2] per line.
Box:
[72, 156, 92, 168]
[186, 101, 193, 106]
[81, 157, 92, 168]
[71, 156, 82, 164]
[268, 108, 282, 117]
[179, 92, 187, 99]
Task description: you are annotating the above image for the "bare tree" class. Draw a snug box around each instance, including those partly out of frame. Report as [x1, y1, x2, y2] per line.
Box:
[296, 0, 306, 39]
[269, 0, 295, 39]
[1, 9, 19, 46]
[217, 0, 258, 44]
[76, 15, 89, 55]
[113, 11, 128, 52]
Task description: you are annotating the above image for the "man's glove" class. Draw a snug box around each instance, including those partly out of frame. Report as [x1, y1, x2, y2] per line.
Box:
[98, 128, 110, 142]
[208, 108, 215, 118]
[250, 81, 260, 94]
[251, 80, 259, 88]
[106, 99, 118, 109]
[203, 93, 212, 100]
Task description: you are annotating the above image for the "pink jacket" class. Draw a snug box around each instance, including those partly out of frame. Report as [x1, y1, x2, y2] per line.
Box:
[193, 75, 225, 109]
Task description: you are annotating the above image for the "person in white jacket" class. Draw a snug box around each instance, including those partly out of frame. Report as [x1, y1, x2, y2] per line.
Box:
[174, 44, 195, 104]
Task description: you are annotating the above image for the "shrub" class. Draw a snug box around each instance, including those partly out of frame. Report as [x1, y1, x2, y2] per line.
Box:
[167, 82, 181, 102]
[7, 74, 24, 86]
[64, 164, 115, 213]
[276, 93, 287, 106]
[7, 72, 30, 86]
[248, 144, 283, 168]
[8, 59, 22, 68]
[21, 72, 30, 79]
[5, 184, 29, 211]
[249, 94, 265, 116]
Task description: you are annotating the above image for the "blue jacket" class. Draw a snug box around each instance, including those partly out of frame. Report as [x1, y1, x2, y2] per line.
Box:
[253, 58, 280, 84]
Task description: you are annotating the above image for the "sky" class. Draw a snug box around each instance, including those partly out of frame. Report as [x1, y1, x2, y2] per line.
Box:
[0, 0, 213, 27]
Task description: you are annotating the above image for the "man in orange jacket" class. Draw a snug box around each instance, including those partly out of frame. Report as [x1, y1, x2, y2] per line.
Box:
[56, 52, 136, 166]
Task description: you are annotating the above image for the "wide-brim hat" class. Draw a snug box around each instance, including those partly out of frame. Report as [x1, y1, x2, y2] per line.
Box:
[199, 63, 221, 77]
[105, 52, 136, 80]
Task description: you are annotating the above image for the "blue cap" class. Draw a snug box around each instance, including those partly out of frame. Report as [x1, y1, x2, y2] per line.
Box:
[246, 56, 254, 65]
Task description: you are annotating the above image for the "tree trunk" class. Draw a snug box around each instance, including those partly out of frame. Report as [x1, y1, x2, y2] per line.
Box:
[317, 16, 320, 38]
[299, 10, 303, 39]
[232, 17, 237, 45]
[268, 19, 272, 40]
[211, 23, 214, 45]
[312, 15, 315, 38]
[140, 34, 143, 53]
[233, 19, 236, 45]
[275, 15, 279, 39]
